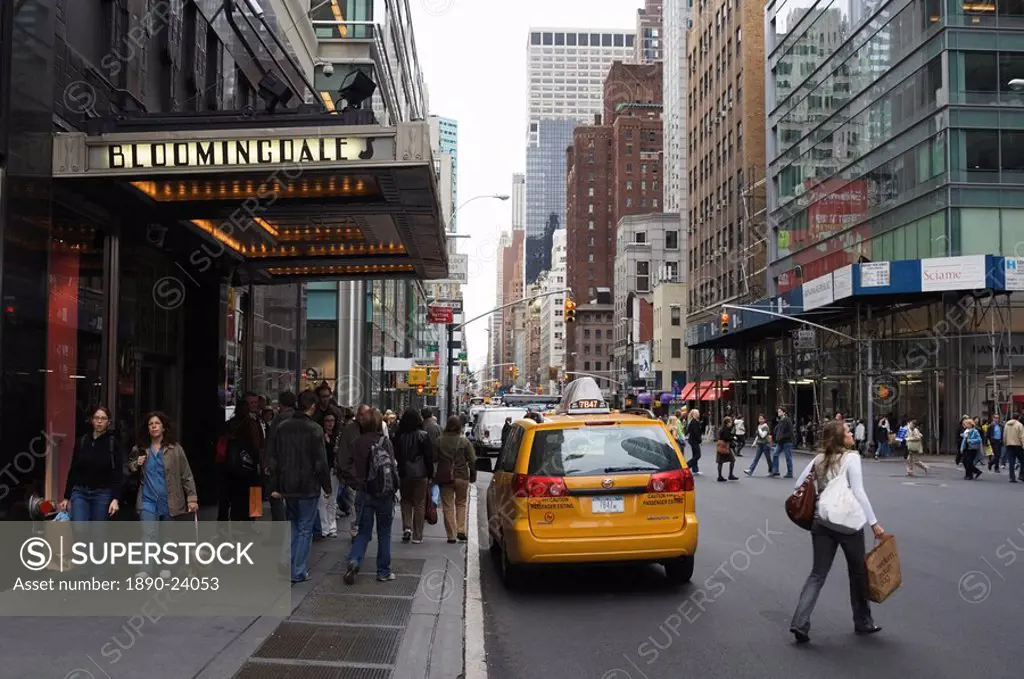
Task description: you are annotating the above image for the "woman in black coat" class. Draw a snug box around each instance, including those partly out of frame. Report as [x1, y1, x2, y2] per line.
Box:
[394, 408, 434, 544]
[717, 416, 738, 482]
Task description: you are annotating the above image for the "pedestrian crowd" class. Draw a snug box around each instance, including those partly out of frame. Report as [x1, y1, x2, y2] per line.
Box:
[59, 381, 476, 586]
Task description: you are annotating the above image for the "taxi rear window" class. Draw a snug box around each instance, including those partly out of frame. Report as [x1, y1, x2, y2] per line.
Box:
[526, 425, 681, 476]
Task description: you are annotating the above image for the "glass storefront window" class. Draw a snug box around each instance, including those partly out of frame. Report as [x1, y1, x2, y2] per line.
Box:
[959, 208, 1001, 254]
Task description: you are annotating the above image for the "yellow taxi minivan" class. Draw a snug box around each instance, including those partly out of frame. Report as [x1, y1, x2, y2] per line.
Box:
[484, 378, 698, 588]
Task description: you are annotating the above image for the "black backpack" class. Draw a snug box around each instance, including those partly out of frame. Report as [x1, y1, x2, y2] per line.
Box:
[365, 436, 396, 497]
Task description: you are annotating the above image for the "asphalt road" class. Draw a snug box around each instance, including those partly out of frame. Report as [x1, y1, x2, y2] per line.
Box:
[476, 452, 1023, 679]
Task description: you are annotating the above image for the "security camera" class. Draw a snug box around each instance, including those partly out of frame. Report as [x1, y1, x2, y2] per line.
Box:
[322, 62, 334, 77]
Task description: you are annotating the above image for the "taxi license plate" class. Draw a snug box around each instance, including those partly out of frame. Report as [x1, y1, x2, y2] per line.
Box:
[592, 496, 625, 513]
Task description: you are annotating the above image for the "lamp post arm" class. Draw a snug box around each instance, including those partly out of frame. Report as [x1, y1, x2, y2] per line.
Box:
[454, 288, 571, 332]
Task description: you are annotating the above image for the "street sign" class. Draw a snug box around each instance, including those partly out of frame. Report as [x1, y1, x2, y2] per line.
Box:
[428, 305, 453, 324]
[793, 329, 816, 349]
[458, 351, 467, 361]
[427, 343, 438, 352]
[437, 254, 468, 284]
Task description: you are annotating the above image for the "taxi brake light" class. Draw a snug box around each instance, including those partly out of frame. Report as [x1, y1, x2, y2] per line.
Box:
[647, 469, 694, 493]
[512, 473, 567, 498]
[583, 421, 616, 426]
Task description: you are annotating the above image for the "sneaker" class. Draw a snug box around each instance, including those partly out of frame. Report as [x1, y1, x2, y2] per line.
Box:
[377, 573, 396, 582]
[790, 627, 810, 644]
[743, 469, 753, 476]
[402, 529, 412, 543]
[447, 538, 457, 544]
[326, 531, 338, 538]
[343, 562, 359, 585]
[728, 475, 739, 481]
[411, 539, 423, 544]
[717, 477, 726, 482]
[457, 533, 468, 542]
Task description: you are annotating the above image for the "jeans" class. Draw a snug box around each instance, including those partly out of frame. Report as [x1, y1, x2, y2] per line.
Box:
[876, 441, 892, 458]
[688, 441, 702, 473]
[791, 521, 873, 634]
[70, 487, 113, 522]
[139, 509, 172, 575]
[989, 440, 1003, 470]
[440, 479, 470, 539]
[286, 496, 319, 582]
[1007, 446, 1024, 482]
[346, 486, 360, 535]
[318, 472, 340, 536]
[218, 470, 251, 522]
[347, 491, 395, 577]
[400, 477, 429, 541]
[772, 442, 794, 477]
[337, 479, 351, 513]
[748, 443, 773, 474]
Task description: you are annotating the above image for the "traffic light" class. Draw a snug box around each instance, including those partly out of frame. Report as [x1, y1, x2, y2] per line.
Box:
[720, 311, 730, 334]
[564, 297, 577, 323]
[417, 385, 424, 394]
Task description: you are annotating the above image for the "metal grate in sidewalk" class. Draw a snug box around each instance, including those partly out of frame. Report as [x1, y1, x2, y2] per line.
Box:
[233, 662, 391, 679]
[291, 594, 413, 626]
[253, 621, 403, 665]
[327, 557, 426, 575]
[313, 573, 422, 597]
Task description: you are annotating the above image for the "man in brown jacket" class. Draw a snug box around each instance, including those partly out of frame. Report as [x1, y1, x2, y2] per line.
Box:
[1002, 412, 1024, 483]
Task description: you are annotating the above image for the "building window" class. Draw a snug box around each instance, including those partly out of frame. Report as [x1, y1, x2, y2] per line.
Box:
[635, 231, 646, 243]
[585, 361, 591, 370]
[671, 306, 681, 326]
[588, 220, 595, 230]
[584, 329, 591, 338]
[672, 338, 682, 358]
[637, 261, 650, 291]
[596, 329, 602, 338]
[584, 344, 591, 355]
[595, 361, 602, 371]
[626, 197, 633, 207]
[666, 230, 679, 249]
[588, 187, 594, 196]
[588, 204, 594, 213]
[626, 180, 633, 190]
[666, 261, 679, 280]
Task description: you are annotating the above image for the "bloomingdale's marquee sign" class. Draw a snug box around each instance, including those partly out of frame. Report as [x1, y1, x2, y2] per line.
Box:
[103, 135, 382, 170]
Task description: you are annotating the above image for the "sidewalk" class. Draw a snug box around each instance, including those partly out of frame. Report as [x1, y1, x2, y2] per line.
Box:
[1, 498, 468, 679]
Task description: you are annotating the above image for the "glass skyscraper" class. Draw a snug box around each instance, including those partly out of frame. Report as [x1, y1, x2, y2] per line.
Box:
[525, 119, 578, 283]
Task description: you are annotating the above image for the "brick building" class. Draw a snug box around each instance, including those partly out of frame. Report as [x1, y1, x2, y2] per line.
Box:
[565, 61, 664, 372]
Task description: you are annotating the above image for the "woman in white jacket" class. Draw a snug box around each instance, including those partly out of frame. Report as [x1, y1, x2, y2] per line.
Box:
[790, 420, 886, 643]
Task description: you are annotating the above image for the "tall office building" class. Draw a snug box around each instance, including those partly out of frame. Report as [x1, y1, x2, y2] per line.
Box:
[525, 119, 578, 282]
[636, 0, 665, 64]
[685, 0, 765, 329]
[429, 116, 459, 231]
[663, 0, 691, 216]
[511, 173, 526, 231]
[524, 27, 636, 284]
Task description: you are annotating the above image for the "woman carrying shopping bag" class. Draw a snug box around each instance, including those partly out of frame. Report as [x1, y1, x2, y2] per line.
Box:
[789, 420, 885, 643]
[905, 420, 928, 477]
[436, 416, 477, 543]
[394, 408, 434, 544]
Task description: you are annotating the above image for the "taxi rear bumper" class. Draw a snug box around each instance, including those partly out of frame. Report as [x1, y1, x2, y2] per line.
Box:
[504, 516, 698, 565]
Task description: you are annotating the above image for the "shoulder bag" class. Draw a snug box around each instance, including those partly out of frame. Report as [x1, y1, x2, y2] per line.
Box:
[785, 458, 818, 531]
[816, 454, 868, 534]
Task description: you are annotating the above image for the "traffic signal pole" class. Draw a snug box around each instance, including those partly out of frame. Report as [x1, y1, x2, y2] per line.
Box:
[446, 322, 455, 421]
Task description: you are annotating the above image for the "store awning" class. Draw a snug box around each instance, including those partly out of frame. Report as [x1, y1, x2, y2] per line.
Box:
[698, 380, 732, 401]
[680, 382, 699, 400]
[51, 118, 447, 284]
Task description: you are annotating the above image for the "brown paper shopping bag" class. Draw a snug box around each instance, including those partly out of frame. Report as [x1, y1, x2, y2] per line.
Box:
[249, 486, 264, 518]
[865, 534, 902, 603]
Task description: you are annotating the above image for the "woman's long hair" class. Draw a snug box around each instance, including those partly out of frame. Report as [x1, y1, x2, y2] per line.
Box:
[139, 411, 176, 446]
[398, 408, 423, 434]
[817, 419, 848, 478]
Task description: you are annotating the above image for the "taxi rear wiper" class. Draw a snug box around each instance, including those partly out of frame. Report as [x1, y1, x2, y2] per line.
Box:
[603, 465, 655, 473]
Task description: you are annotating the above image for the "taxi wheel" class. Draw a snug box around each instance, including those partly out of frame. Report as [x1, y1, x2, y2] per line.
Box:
[499, 537, 523, 589]
[664, 556, 695, 585]
[487, 527, 501, 555]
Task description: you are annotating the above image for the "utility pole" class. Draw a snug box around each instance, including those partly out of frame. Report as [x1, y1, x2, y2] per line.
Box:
[446, 322, 455, 420]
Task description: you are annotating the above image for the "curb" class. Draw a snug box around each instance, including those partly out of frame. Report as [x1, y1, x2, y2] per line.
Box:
[464, 486, 486, 679]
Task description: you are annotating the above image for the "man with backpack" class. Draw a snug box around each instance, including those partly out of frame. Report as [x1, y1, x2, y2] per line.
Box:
[264, 389, 332, 584]
[341, 406, 400, 584]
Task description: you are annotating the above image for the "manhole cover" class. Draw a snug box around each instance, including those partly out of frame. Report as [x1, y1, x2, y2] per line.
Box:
[292, 594, 412, 626]
[234, 662, 390, 679]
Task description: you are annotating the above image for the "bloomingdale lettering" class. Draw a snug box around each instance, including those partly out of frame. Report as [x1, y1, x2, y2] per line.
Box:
[106, 137, 374, 170]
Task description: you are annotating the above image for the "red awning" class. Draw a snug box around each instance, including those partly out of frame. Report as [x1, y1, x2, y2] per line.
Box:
[698, 380, 732, 401]
[680, 382, 699, 400]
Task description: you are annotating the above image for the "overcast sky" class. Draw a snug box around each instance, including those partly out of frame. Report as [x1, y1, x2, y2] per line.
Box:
[408, 0, 640, 376]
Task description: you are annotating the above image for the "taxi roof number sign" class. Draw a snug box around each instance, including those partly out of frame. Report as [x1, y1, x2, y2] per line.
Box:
[558, 377, 611, 415]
